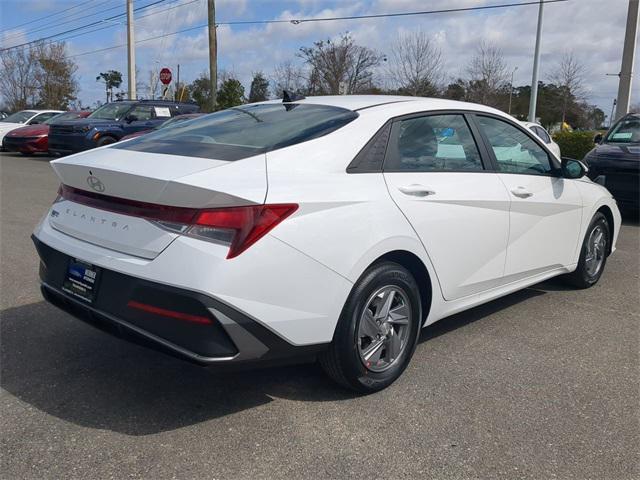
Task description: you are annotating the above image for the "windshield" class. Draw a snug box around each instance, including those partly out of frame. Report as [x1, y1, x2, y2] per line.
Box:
[45, 112, 84, 124]
[606, 116, 640, 144]
[1, 110, 36, 124]
[89, 103, 132, 121]
[115, 103, 358, 160]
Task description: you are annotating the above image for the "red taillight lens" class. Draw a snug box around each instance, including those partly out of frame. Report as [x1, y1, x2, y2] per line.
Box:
[57, 185, 298, 259]
[193, 204, 298, 259]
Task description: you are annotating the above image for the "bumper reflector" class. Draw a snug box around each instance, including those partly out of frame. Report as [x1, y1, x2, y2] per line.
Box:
[127, 300, 213, 325]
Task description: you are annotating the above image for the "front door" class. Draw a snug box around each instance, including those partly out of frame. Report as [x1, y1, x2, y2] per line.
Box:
[383, 113, 511, 300]
[475, 115, 583, 280]
[122, 105, 156, 135]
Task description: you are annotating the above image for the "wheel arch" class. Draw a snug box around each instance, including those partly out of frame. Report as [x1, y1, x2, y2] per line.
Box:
[596, 205, 615, 255]
[371, 250, 433, 324]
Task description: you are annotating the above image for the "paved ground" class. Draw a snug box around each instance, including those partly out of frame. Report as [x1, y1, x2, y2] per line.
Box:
[1, 150, 638, 479]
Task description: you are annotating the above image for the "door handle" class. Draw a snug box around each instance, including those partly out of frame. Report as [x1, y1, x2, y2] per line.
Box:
[398, 184, 436, 197]
[510, 187, 533, 198]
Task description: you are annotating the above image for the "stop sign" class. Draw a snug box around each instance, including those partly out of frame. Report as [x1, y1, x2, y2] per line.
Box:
[159, 68, 172, 85]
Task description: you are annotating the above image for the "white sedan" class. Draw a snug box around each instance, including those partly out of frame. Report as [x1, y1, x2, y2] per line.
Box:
[33, 95, 620, 392]
[521, 120, 561, 158]
[0, 109, 63, 147]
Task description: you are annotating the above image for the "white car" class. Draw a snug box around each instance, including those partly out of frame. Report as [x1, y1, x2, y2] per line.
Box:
[0, 109, 63, 147]
[521, 121, 561, 158]
[33, 96, 620, 392]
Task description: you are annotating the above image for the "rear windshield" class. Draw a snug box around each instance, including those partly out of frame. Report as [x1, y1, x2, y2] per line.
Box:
[113, 103, 359, 160]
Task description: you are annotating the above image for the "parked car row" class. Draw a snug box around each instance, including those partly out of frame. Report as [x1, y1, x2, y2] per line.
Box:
[0, 99, 201, 156]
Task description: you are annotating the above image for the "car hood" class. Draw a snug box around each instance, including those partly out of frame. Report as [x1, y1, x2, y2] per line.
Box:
[587, 142, 640, 162]
[6, 124, 49, 137]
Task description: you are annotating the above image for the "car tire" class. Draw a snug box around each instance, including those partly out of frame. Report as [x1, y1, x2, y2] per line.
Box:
[319, 261, 422, 393]
[96, 136, 117, 147]
[564, 212, 610, 289]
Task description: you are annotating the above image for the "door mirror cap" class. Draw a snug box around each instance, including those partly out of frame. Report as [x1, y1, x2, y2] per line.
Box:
[593, 133, 603, 144]
[561, 157, 588, 179]
[125, 114, 138, 123]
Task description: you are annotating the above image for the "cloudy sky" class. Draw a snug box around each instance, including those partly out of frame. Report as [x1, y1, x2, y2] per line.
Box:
[1, 0, 638, 114]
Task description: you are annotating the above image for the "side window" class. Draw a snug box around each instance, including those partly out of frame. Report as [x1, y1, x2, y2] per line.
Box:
[532, 126, 551, 144]
[128, 105, 154, 121]
[478, 116, 553, 175]
[30, 112, 57, 124]
[385, 114, 484, 172]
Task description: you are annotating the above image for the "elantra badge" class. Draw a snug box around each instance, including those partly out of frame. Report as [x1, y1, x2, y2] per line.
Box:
[87, 175, 105, 192]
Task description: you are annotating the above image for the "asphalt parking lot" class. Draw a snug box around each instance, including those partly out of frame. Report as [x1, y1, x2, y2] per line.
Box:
[0, 150, 638, 479]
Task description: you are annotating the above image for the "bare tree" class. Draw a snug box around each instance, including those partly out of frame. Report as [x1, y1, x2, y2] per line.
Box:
[0, 46, 39, 111]
[271, 61, 305, 97]
[549, 52, 586, 124]
[465, 41, 509, 106]
[298, 33, 382, 95]
[386, 31, 444, 96]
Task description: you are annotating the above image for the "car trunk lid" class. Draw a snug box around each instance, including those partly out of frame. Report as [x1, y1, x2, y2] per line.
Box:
[49, 148, 267, 259]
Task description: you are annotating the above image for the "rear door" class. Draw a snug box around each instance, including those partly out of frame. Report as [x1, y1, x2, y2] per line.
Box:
[383, 112, 511, 300]
[475, 115, 582, 279]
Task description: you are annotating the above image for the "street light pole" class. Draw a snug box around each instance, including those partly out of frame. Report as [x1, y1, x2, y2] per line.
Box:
[508, 66, 518, 115]
[126, 0, 136, 100]
[528, 0, 544, 122]
[615, 0, 639, 121]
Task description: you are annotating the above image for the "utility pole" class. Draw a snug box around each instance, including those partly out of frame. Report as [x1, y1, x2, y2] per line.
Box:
[127, 0, 136, 100]
[508, 66, 518, 115]
[615, 0, 639, 121]
[528, 0, 544, 122]
[176, 64, 180, 101]
[207, 0, 217, 111]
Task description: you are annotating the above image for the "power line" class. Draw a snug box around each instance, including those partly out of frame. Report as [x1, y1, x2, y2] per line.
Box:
[67, 0, 570, 59]
[217, 0, 570, 25]
[1, 0, 119, 43]
[0, 0, 169, 52]
[54, 0, 200, 44]
[0, 0, 99, 32]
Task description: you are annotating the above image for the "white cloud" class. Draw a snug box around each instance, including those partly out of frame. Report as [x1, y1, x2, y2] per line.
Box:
[6, 0, 637, 112]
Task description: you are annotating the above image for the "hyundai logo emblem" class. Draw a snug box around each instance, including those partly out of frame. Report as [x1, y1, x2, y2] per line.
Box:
[87, 175, 105, 192]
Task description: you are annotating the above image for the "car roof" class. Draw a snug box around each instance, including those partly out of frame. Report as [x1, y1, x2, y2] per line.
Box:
[260, 95, 511, 118]
[520, 121, 544, 129]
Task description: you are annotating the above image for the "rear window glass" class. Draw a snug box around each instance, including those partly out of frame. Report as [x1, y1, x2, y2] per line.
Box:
[113, 103, 359, 160]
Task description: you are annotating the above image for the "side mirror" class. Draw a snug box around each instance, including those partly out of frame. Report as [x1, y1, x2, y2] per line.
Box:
[561, 157, 588, 179]
[125, 114, 138, 123]
[593, 133, 603, 144]
[29, 120, 40, 125]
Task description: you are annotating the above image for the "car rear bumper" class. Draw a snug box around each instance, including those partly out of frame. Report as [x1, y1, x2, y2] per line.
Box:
[33, 236, 328, 366]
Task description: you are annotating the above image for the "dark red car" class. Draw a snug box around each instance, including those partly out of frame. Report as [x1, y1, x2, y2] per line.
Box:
[2, 111, 91, 155]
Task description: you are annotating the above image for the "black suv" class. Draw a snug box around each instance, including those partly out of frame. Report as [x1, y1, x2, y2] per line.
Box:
[48, 100, 200, 155]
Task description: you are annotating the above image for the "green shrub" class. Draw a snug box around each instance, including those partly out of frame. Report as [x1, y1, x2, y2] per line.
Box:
[552, 131, 597, 160]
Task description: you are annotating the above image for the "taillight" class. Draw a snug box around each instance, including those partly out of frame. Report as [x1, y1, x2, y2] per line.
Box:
[190, 204, 298, 258]
[57, 185, 298, 259]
